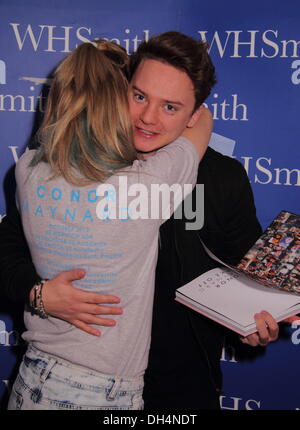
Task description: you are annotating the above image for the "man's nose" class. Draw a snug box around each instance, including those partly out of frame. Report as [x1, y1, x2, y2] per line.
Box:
[140, 104, 158, 125]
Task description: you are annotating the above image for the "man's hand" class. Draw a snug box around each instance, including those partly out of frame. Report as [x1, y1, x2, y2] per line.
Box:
[30, 269, 123, 337]
[240, 310, 279, 347]
[282, 315, 300, 324]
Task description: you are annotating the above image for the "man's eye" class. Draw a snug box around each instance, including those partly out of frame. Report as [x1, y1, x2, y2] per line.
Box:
[165, 104, 176, 113]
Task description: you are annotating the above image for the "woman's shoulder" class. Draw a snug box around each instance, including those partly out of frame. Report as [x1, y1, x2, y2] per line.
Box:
[17, 149, 36, 164]
[15, 149, 38, 182]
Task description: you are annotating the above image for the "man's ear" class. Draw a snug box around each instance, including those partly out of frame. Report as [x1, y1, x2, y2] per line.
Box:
[186, 106, 203, 128]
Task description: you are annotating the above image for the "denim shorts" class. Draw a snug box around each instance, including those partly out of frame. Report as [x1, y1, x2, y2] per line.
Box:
[8, 344, 144, 410]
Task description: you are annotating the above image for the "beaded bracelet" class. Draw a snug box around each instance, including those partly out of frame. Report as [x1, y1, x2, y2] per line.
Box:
[30, 279, 49, 319]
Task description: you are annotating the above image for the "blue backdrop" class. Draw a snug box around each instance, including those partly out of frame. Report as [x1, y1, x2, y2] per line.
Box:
[0, 0, 299, 410]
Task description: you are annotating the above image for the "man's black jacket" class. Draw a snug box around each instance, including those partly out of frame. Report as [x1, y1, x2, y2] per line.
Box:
[143, 147, 262, 409]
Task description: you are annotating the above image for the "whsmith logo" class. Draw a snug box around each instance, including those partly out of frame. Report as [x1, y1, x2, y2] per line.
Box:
[220, 396, 261, 410]
[0, 320, 23, 346]
[10, 24, 149, 55]
[220, 341, 238, 363]
[210, 134, 300, 187]
[291, 320, 300, 345]
[199, 30, 300, 85]
[0, 60, 6, 84]
[291, 60, 300, 84]
[199, 30, 300, 59]
[8, 25, 300, 59]
[238, 156, 300, 187]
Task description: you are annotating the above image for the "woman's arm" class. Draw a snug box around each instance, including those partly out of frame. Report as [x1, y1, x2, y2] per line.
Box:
[181, 106, 213, 160]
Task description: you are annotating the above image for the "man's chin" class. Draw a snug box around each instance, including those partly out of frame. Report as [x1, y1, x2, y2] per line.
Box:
[134, 140, 169, 154]
[136, 148, 157, 155]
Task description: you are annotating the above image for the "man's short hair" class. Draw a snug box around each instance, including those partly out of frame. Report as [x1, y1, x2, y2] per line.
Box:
[129, 31, 216, 110]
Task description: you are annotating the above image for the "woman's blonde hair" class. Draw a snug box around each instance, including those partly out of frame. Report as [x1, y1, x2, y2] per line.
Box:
[32, 39, 137, 185]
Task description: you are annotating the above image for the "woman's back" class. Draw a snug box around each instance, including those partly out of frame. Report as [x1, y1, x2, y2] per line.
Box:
[16, 136, 198, 377]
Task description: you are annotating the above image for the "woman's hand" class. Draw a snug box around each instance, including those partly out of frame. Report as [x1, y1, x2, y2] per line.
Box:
[30, 269, 123, 337]
[182, 106, 213, 160]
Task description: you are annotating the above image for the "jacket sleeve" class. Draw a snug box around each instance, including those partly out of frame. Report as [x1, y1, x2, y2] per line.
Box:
[0, 205, 40, 302]
[221, 160, 262, 265]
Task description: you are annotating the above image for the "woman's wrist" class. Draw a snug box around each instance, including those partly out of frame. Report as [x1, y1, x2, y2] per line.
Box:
[29, 279, 49, 318]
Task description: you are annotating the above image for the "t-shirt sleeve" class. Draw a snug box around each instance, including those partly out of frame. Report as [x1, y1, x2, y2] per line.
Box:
[132, 136, 200, 188]
[131, 137, 200, 220]
[15, 150, 36, 209]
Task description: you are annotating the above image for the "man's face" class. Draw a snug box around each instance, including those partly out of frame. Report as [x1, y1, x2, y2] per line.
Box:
[128, 59, 199, 153]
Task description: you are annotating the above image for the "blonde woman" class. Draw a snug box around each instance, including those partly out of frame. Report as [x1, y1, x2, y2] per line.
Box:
[8, 39, 212, 410]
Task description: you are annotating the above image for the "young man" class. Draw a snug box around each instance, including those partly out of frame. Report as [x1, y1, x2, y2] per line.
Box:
[0, 32, 278, 409]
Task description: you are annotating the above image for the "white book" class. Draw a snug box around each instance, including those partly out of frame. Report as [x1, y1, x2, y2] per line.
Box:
[176, 267, 300, 336]
[176, 211, 300, 336]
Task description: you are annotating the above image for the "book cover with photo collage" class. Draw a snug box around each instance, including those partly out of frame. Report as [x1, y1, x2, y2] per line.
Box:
[237, 211, 300, 293]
